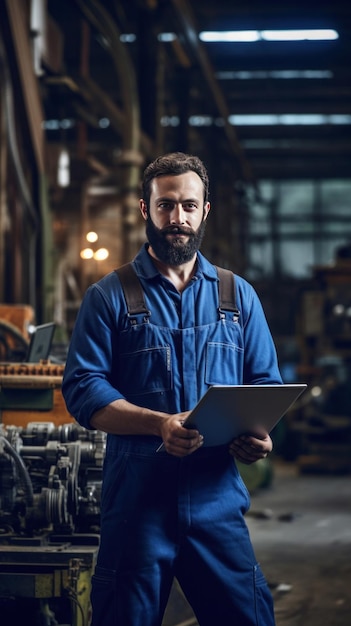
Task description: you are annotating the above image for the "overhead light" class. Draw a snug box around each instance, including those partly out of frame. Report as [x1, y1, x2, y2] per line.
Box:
[261, 29, 339, 41]
[43, 118, 75, 130]
[80, 247, 109, 261]
[80, 248, 94, 260]
[228, 114, 280, 126]
[228, 114, 351, 126]
[160, 114, 351, 127]
[158, 32, 177, 42]
[57, 149, 70, 187]
[199, 29, 339, 43]
[160, 115, 180, 127]
[119, 34, 136, 43]
[80, 232, 109, 262]
[216, 70, 333, 80]
[200, 31, 260, 42]
[86, 231, 98, 243]
[99, 117, 110, 128]
[189, 115, 213, 127]
[94, 248, 109, 261]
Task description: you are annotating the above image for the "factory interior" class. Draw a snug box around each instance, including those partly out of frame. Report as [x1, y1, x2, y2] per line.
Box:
[0, 0, 351, 624]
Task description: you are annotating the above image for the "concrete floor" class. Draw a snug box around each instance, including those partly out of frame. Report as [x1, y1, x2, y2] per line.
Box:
[163, 460, 351, 626]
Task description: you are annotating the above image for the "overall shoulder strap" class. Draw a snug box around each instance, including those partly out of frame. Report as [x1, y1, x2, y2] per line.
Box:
[115, 263, 150, 316]
[215, 266, 240, 321]
[116, 262, 239, 321]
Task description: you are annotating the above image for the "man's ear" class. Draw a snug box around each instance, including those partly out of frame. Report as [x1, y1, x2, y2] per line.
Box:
[203, 201, 211, 221]
[140, 199, 148, 220]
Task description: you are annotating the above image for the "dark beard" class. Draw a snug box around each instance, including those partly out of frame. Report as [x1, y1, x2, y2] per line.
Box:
[146, 215, 206, 266]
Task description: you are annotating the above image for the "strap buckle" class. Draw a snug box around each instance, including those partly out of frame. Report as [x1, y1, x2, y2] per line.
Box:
[219, 307, 240, 323]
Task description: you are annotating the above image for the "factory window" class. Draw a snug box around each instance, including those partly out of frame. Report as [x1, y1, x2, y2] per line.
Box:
[247, 179, 351, 279]
[320, 180, 350, 215]
[280, 242, 315, 278]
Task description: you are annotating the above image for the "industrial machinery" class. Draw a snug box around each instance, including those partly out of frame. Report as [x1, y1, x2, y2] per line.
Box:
[0, 362, 105, 626]
[0, 420, 104, 625]
[0, 420, 104, 535]
[288, 254, 351, 472]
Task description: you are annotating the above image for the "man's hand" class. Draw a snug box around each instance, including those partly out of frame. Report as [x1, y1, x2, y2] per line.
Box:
[229, 433, 273, 465]
[160, 413, 204, 457]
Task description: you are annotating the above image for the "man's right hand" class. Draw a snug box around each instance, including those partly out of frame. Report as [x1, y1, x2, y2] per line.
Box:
[160, 413, 204, 456]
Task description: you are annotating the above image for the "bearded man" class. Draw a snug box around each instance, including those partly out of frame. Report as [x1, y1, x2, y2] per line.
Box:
[63, 152, 282, 626]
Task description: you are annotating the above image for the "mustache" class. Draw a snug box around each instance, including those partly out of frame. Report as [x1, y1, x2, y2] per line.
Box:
[161, 225, 195, 236]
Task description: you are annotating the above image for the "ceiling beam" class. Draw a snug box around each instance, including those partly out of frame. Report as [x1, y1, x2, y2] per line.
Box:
[170, 0, 256, 185]
[4, 0, 45, 174]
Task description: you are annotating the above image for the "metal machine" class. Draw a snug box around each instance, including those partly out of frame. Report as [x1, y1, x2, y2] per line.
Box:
[0, 363, 105, 626]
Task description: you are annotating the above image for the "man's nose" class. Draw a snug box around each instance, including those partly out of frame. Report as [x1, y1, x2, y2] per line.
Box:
[170, 203, 185, 224]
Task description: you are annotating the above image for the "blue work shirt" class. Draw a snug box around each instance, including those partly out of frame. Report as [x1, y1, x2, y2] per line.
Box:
[62, 244, 282, 430]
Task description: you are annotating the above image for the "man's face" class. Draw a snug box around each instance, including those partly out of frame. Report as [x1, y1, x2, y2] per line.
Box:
[140, 172, 210, 266]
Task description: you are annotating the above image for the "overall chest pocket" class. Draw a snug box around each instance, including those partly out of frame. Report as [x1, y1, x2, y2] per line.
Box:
[205, 341, 244, 385]
[118, 345, 172, 396]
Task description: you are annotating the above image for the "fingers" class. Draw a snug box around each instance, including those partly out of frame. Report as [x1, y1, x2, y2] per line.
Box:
[165, 432, 204, 457]
[229, 434, 272, 465]
[160, 414, 204, 457]
[162, 424, 204, 457]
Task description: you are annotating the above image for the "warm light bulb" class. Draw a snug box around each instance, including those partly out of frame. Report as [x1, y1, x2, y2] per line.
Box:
[80, 248, 94, 259]
[94, 248, 109, 261]
[86, 231, 98, 243]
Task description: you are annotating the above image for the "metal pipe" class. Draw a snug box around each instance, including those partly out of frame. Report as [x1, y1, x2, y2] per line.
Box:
[0, 435, 34, 506]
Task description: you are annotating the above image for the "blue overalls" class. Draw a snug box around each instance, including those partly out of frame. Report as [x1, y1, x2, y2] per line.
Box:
[62, 245, 282, 626]
[91, 437, 275, 626]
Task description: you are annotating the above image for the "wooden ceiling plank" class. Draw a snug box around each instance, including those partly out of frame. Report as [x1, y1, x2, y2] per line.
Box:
[5, 0, 45, 174]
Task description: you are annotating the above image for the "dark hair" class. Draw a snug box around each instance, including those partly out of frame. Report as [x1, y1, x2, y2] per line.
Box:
[141, 152, 209, 208]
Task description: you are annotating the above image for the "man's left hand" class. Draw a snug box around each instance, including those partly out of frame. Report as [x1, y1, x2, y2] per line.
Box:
[229, 433, 273, 465]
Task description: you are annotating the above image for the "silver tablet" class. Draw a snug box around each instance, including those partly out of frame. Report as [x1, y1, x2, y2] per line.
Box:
[157, 383, 306, 450]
